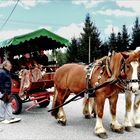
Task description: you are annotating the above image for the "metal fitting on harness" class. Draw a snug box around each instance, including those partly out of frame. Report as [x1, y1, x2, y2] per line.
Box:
[84, 63, 95, 99]
[84, 92, 89, 99]
[95, 82, 99, 87]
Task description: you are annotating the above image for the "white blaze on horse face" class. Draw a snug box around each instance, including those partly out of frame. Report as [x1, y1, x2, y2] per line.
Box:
[130, 61, 139, 92]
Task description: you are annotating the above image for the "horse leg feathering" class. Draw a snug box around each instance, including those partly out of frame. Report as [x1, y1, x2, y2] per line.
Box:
[109, 92, 124, 133]
[133, 92, 140, 128]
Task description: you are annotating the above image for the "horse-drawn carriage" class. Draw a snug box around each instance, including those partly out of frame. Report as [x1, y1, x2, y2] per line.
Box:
[11, 66, 55, 114]
[0, 28, 69, 114]
[49, 50, 140, 139]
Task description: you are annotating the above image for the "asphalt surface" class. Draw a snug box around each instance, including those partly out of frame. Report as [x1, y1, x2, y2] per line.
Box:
[0, 94, 140, 140]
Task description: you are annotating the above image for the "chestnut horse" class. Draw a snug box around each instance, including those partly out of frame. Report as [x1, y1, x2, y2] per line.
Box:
[51, 51, 140, 139]
[123, 48, 140, 132]
[83, 51, 140, 137]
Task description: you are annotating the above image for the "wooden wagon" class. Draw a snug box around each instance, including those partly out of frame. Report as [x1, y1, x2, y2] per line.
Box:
[0, 28, 69, 114]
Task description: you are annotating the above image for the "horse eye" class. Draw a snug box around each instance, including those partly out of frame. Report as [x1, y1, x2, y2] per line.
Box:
[126, 65, 130, 69]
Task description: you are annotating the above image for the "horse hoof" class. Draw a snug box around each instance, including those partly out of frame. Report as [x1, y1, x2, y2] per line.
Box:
[84, 115, 91, 119]
[135, 124, 140, 128]
[58, 120, 66, 126]
[96, 132, 108, 139]
[110, 124, 124, 134]
[125, 126, 133, 132]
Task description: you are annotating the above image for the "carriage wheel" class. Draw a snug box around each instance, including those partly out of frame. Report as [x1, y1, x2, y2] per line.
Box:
[37, 96, 50, 107]
[11, 94, 22, 114]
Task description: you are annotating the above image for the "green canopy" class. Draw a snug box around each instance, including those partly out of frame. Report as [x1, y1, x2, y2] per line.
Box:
[0, 28, 69, 55]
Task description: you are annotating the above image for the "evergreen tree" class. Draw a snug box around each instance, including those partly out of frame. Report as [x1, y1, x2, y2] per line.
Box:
[56, 50, 67, 66]
[116, 32, 123, 52]
[131, 17, 140, 50]
[66, 37, 79, 63]
[121, 25, 130, 51]
[108, 31, 117, 53]
[78, 13, 101, 63]
[100, 42, 109, 57]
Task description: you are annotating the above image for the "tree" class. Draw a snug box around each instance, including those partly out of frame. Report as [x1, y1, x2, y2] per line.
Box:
[100, 42, 109, 57]
[66, 37, 79, 63]
[108, 31, 117, 53]
[116, 32, 123, 52]
[121, 25, 130, 51]
[131, 17, 140, 50]
[56, 50, 67, 66]
[78, 13, 101, 63]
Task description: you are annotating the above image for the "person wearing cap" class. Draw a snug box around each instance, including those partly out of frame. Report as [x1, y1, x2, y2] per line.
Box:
[0, 60, 21, 124]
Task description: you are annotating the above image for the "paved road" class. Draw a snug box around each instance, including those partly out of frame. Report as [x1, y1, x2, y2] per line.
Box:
[0, 94, 140, 140]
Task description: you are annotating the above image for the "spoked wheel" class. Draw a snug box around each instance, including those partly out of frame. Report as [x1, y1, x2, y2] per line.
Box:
[11, 94, 22, 114]
[37, 96, 50, 107]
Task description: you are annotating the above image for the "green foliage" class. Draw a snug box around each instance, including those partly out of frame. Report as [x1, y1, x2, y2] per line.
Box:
[100, 42, 109, 57]
[107, 24, 130, 52]
[64, 15, 140, 65]
[121, 25, 130, 51]
[131, 17, 140, 50]
[116, 25, 130, 52]
[108, 32, 117, 52]
[56, 50, 67, 67]
[78, 13, 101, 63]
[116, 32, 123, 52]
[66, 37, 79, 63]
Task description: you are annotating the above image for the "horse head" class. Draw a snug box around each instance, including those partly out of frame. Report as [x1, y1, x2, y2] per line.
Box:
[121, 51, 140, 93]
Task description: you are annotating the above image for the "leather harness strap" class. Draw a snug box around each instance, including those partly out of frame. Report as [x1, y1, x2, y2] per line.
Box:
[84, 57, 111, 98]
[106, 57, 112, 78]
[85, 63, 95, 98]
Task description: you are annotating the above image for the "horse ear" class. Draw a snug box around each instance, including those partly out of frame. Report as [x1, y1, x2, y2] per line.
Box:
[121, 51, 129, 59]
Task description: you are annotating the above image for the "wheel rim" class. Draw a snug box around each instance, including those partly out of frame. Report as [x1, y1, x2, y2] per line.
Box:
[11, 98, 17, 112]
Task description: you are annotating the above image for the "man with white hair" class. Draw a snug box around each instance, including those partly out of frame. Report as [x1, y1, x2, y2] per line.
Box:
[0, 60, 21, 124]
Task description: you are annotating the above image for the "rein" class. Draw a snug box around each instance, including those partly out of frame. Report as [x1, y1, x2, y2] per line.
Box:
[48, 77, 118, 112]
[49, 54, 140, 112]
[126, 79, 140, 83]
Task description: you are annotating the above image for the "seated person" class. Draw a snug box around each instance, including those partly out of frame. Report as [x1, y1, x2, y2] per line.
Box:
[38, 50, 48, 66]
[19, 53, 37, 69]
[37, 50, 53, 72]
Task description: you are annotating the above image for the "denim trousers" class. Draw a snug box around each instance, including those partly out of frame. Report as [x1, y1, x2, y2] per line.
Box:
[0, 100, 14, 121]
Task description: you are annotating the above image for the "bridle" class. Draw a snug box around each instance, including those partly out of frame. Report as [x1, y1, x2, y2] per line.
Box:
[118, 58, 140, 92]
[126, 79, 140, 83]
[121, 60, 140, 82]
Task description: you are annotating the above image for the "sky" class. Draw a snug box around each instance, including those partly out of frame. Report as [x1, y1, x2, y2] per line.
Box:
[0, 0, 140, 42]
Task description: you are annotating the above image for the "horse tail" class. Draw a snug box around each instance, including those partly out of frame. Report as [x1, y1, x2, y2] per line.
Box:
[51, 84, 59, 117]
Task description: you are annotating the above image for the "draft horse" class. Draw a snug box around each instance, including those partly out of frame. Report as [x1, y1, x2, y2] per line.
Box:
[51, 51, 140, 139]
[123, 49, 140, 132]
[82, 50, 140, 137]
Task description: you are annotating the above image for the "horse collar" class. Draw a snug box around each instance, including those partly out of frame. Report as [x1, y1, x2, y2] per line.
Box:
[84, 63, 95, 98]
[85, 63, 95, 79]
[105, 56, 112, 78]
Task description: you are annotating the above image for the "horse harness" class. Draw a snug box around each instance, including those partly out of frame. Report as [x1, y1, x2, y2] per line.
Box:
[48, 55, 140, 112]
[84, 56, 119, 98]
[84, 61, 103, 98]
[119, 59, 140, 90]
[84, 55, 140, 98]
[48, 58, 117, 112]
